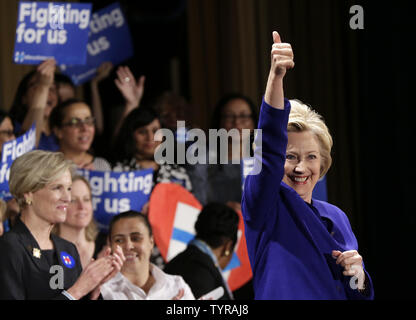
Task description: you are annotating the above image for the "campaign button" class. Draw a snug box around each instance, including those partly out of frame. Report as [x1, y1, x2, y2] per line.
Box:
[60, 251, 75, 269]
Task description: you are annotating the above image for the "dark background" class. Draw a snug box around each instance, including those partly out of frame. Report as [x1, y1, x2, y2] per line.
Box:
[1, 0, 414, 300]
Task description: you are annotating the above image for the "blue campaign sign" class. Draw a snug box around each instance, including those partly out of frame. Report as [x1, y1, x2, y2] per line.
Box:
[60, 2, 133, 85]
[0, 124, 36, 200]
[77, 168, 153, 231]
[13, 1, 92, 65]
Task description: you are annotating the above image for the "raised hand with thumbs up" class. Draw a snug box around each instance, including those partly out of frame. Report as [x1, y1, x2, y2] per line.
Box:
[264, 31, 294, 110]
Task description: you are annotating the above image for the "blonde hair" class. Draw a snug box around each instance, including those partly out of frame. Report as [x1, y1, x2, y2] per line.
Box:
[0, 199, 6, 222]
[9, 150, 76, 208]
[53, 175, 98, 242]
[288, 99, 333, 178]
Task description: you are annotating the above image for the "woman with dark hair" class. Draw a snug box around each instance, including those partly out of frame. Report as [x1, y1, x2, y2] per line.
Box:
[112, 107, 192, 269]
[0, 110, 16, 154]
[164, 203, 239, 300]
[100, 210, 194, 300]
[209, 94, 258, 210]
[9, 59, 59, 151]
[185, 93, 259, 208]
[49, 98, 111, 170]
[112, 107, 192, 192]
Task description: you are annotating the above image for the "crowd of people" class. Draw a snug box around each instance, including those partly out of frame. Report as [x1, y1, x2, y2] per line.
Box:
[0, 30, 373, 300]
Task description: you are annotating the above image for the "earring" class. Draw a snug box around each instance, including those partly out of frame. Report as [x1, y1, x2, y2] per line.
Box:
[25, 199, 32, 206]
[224, 250, 230, 257]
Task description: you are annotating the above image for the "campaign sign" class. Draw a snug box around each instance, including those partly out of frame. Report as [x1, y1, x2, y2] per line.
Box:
[77, 168, 153, 231]
[0, 124, 36, 200]
[14, 1, 92, 65]
[60, 2, 133, 85]
[148, 183, 252, 291]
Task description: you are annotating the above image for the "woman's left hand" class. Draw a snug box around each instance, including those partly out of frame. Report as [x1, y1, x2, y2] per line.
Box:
[332, 250, 365, 290]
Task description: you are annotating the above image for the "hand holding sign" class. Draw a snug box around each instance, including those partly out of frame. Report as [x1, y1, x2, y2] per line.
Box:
[92, 61, 114, 83]
[35, 58, 56, 88]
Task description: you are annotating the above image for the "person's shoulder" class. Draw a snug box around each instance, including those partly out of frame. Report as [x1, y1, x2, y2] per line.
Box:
[0, 230, 20, 246]
[0, 231, 24, 261]
[51, 234, 78, 253]
[313, 199, 349, 221]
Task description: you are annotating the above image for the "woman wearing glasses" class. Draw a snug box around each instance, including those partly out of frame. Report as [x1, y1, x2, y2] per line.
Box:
[49, 99, 111, 171]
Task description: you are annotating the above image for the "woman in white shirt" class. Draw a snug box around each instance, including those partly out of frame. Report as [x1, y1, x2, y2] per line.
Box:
[100, 210, 194, 300]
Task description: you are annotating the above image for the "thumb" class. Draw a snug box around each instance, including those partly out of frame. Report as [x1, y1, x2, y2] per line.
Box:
[273, 31, 281, 44]
[332, 250, 341, 258]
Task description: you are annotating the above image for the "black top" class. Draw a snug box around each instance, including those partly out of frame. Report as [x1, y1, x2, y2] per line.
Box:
[0, 217, 83, 300]
[164, 244, 232, 300]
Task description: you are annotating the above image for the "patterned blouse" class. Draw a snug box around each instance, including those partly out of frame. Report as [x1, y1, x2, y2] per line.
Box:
[112, 158, 192, 192]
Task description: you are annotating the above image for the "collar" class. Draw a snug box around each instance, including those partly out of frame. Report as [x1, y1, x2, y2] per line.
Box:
[14, 217, 74, 271]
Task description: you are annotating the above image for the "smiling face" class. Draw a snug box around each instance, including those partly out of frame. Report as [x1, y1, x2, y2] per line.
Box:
[55, 103, 95, 153]
[282, 130, 322, 203]
[64, 179, 93, 230]
[110, 217, 154, 270]
[133, 119, 161, 160]
[27, 169, 72, 225]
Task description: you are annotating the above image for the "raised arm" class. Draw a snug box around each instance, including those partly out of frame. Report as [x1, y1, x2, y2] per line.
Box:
[112, 66, 145, 143]
[21, 59, 56, 147]
[242, 31, 294, 228]
[264, 31, 294, 109]
[90, 62, 114, 136]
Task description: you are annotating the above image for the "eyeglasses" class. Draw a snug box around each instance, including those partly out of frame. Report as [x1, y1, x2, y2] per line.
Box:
[62, 117, 95, 128]
[221, 114, 253, 122]
[0, 130, 15, 137]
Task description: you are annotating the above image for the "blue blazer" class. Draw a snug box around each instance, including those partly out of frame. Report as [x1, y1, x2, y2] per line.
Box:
[242, 99, 374, 300]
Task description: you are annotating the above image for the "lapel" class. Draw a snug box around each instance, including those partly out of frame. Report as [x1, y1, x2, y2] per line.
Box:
[281, 183, 344, 254]
[14, 218, 51, 272]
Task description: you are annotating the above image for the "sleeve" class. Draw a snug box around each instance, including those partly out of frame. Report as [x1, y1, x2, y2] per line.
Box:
[241, 98, 291, 229]
[335, 208, 375, 300]
[165, 259, 219, 300]
[0, 239, 25, 300]
[177, 277, 196, 300]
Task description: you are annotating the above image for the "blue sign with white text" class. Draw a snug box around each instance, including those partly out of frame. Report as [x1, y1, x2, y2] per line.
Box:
[61, 2, 134, 85]
[77, 168, 153, 232]
[13, 1, 92, 65]
[0, 124, 36, 200]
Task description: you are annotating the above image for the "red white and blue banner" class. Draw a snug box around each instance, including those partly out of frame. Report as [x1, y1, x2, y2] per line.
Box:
[148, 183, 252, 291]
